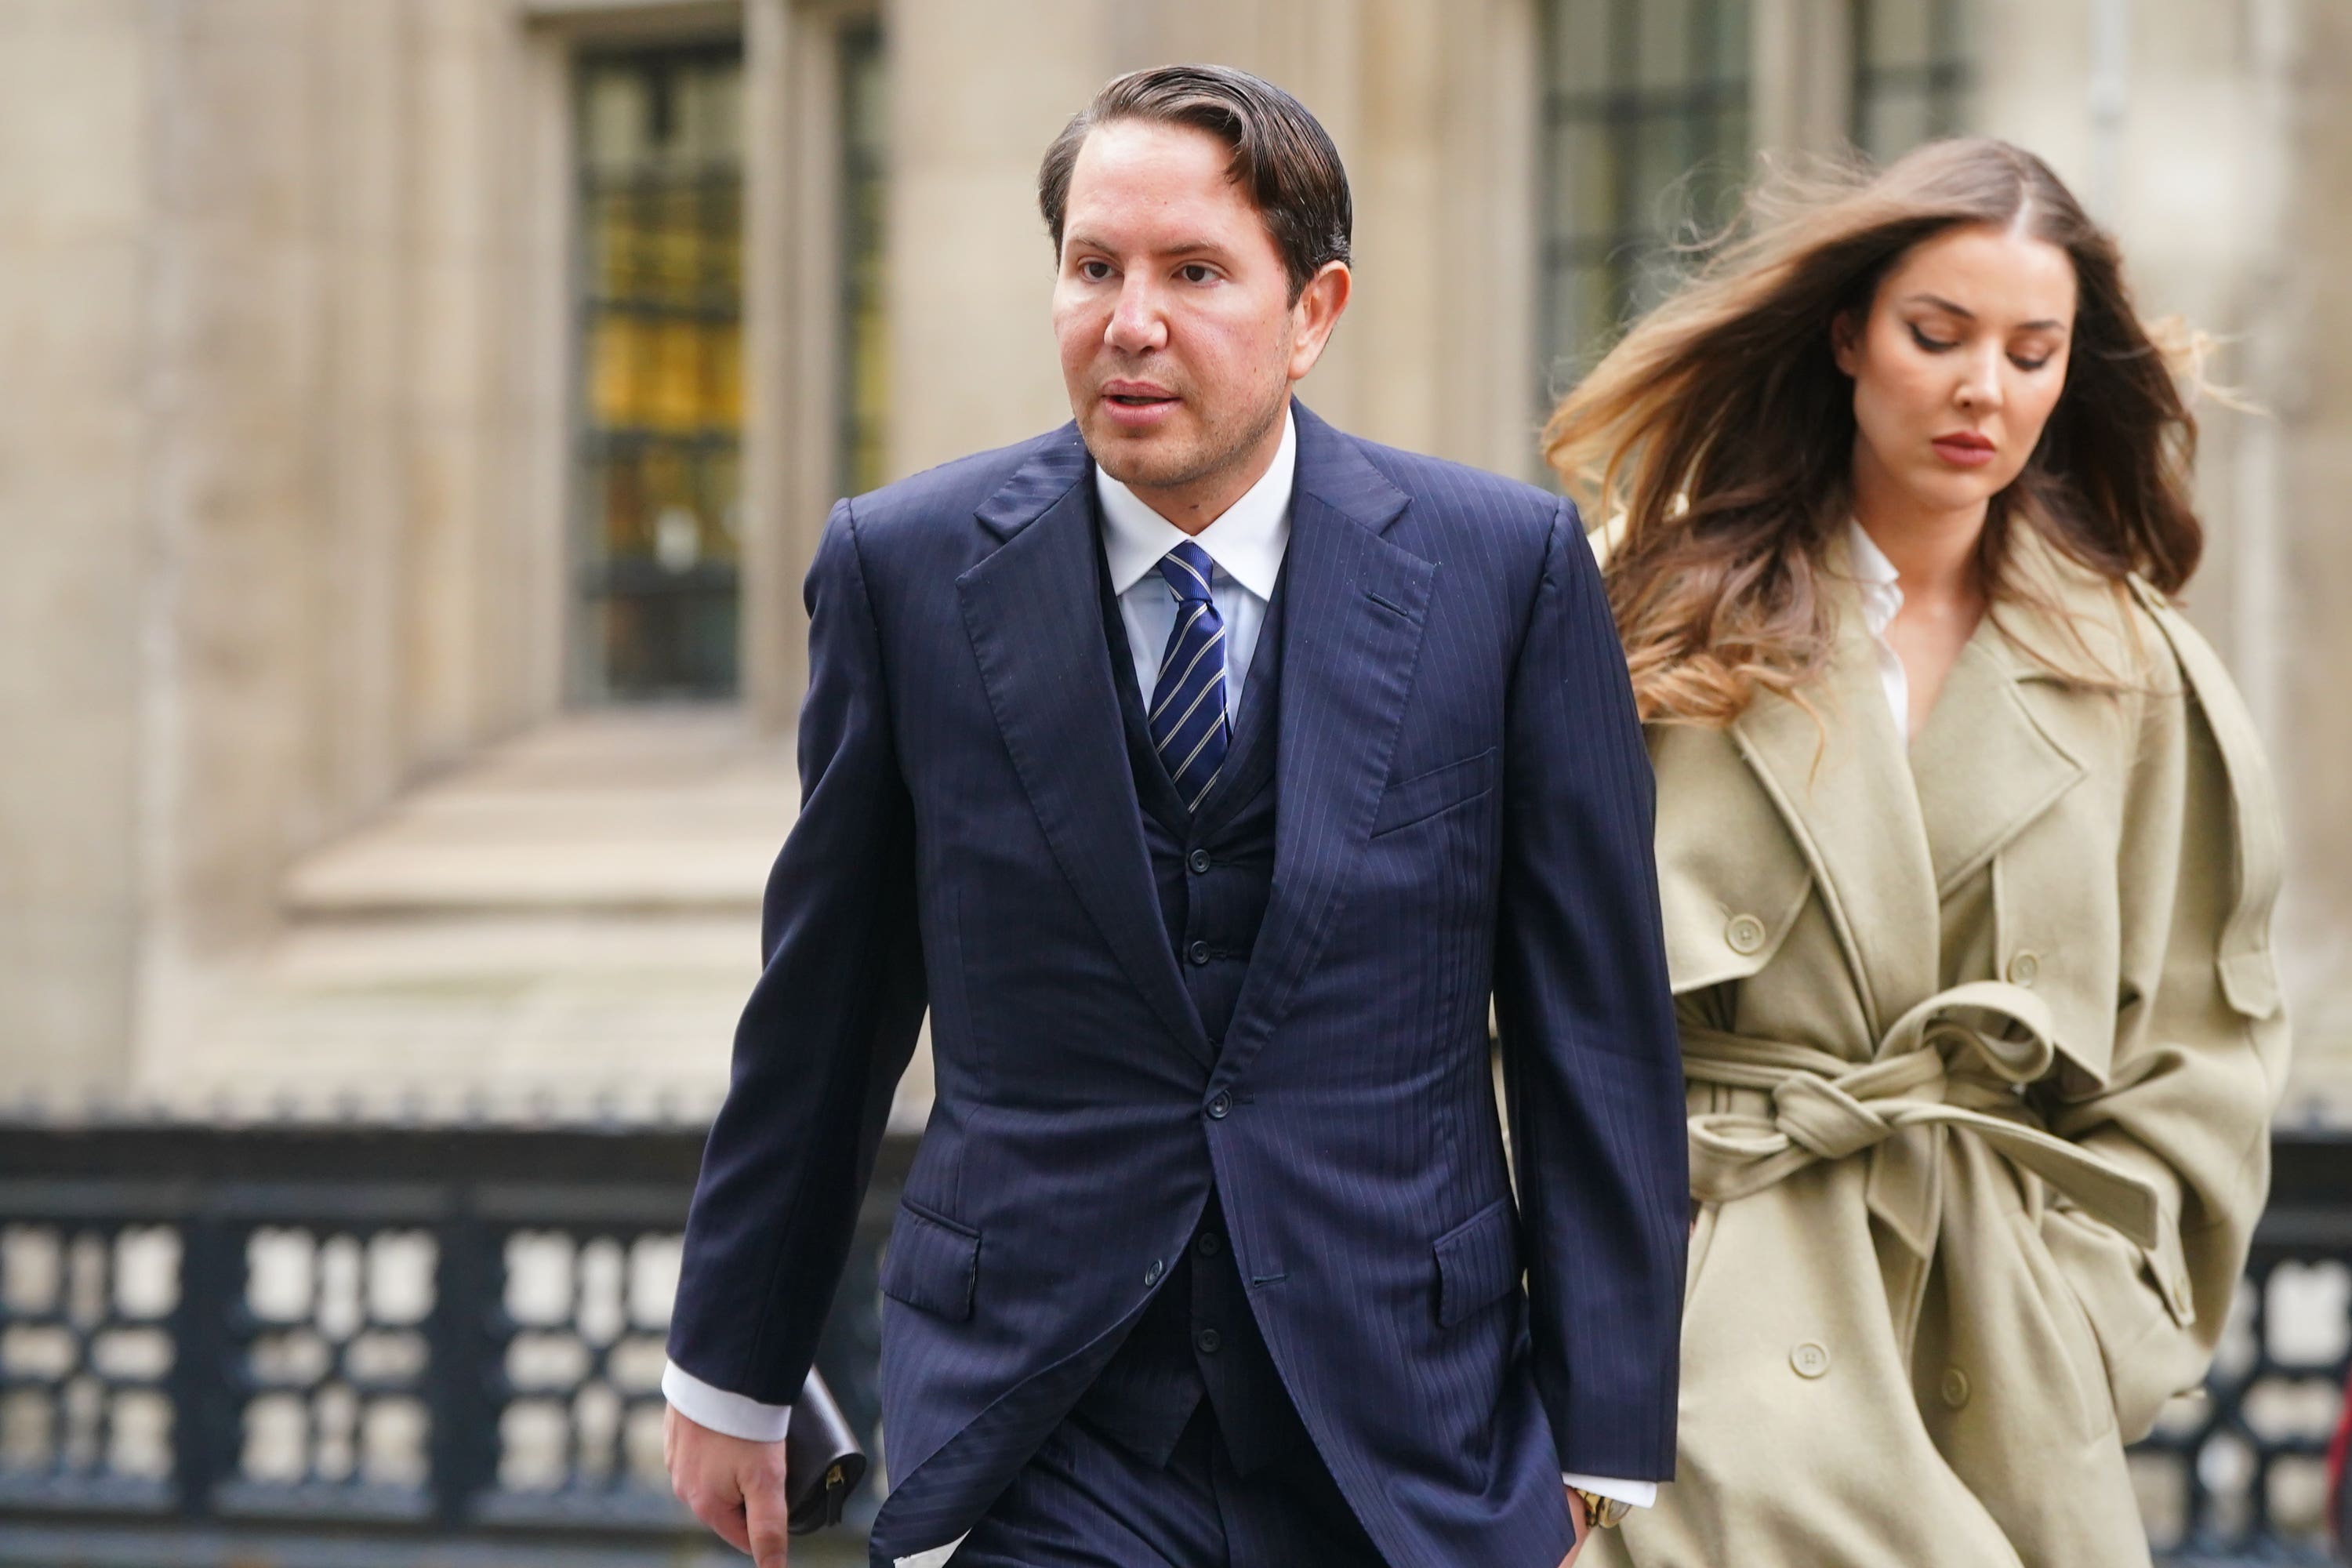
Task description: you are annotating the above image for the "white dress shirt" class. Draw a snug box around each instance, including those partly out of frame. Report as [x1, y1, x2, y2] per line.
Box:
[1096, 407, 1294, 717]
[666, 404, 1652, 1512]
[1847, 517, 1911, 734]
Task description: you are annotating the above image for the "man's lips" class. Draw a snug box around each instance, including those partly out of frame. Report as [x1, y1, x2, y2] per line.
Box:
[1098, 381, 1181, 430]
[1102, 380, 1178, 406]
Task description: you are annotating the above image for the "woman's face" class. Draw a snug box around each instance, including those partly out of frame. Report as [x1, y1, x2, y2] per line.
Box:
[1835, 220, 2078, 521]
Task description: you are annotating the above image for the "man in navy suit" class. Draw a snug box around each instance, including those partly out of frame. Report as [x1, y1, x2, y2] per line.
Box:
[662, 65, 1686, 1568]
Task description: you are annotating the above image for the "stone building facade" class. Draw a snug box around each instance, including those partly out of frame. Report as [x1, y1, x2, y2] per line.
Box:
[2, 0, 2344, 1117]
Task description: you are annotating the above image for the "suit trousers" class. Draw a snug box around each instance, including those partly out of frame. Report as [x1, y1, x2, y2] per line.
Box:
[946, 1401, 1388, 1568]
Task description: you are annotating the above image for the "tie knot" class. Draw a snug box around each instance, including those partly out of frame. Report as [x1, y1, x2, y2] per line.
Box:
[1156, 542, 1217, 605]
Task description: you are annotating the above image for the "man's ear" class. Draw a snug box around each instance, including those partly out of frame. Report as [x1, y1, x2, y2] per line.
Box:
[1287, 261, 1352, 382]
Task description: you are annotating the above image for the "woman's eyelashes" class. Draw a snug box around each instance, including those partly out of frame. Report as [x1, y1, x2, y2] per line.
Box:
[1907, 321, 2055, 372]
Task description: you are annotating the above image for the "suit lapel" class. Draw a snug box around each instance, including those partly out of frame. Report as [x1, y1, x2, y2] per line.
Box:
[958, 427, 1213, 1070]
[1214, 405, 1428, 1091]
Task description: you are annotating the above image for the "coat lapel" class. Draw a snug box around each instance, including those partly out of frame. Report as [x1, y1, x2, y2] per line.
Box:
[957, 426, 1213, 1070]
[1730, 563, 1941, 1042]
[1906, 618, 2087, 900]
[1214, 405, 1428, 1092]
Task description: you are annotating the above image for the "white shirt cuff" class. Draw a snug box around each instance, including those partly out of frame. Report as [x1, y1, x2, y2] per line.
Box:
[662, 1359, 794, 1443]
[1562, 1472, 1657, 1509]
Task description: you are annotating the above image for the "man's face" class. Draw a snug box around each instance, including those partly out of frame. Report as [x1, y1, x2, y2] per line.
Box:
[1052, 119, 1338, 505]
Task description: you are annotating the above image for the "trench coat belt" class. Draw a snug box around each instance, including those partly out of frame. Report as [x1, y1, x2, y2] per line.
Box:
[1680, 978, 2163, 1260]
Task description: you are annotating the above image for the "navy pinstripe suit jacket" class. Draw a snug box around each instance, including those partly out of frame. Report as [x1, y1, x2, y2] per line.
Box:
[669, 403, 1689, 1567]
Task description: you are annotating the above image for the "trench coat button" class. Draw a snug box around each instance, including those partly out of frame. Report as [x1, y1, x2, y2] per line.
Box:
[1207, 1091, 1232, 1120]
[1790, 1341, 1831, 1379]
[1940, 1367, 1970, 1408]
[1144, 1258, 1165, 1287]
[1189, 849, 1213, 875]
[1726, 914, 1768, 956]
[1196, 1328, 1222, 1356]
[1187, 940, 1212, 966]
[2007, 950, 2041, 986]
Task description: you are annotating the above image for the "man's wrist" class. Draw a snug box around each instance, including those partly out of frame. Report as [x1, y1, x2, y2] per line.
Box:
[661, 1359, 794, 1443]
[1559, 1472, 1654, 1511]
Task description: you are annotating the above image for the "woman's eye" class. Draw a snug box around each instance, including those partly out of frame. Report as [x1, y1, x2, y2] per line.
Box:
[1907, 324, 1957, 353]
[2010, 354, 2053, 372]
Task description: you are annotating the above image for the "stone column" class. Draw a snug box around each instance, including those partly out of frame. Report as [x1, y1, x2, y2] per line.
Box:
[0, 0, 155, 1096]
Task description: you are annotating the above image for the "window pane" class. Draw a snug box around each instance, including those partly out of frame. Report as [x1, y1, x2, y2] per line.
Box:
[1550, 120, 1618, 243]
[574, 43, 745, 702]
[839, 23, 890, 499]
[1863, 0, 1933, 70]
[1853, 0, 1975, 161]
[1538, 0, 1753, 412]
[1638, 0, 1693, 91]
[1548, 0, 1614, 100]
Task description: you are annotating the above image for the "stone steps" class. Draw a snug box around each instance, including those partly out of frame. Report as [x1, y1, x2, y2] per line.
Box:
[123, 710, 932, 1131]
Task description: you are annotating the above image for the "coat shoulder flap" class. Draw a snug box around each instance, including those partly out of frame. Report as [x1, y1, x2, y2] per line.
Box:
[1648, 722, 1814, 995]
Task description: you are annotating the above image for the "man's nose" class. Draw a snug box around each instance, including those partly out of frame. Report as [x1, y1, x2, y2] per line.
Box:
[1105, 278, 1169, 354]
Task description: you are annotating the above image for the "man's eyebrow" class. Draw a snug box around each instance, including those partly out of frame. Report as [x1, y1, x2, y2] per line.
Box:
[1061, 234, 1232, 259]
[1904, 292, 2067, 332]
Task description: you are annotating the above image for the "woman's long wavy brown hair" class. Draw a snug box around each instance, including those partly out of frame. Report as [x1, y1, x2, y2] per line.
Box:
[1544, 137, 2205, 728]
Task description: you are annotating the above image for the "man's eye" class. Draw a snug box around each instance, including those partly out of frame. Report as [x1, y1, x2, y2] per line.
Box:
[1179, 263, 1218, 285]
[1907, 325, 1957, 353]
[1077, 260, 1112, 282]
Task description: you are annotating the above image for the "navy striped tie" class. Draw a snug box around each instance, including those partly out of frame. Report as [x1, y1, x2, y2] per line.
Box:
[1149, 541, 1229, 811]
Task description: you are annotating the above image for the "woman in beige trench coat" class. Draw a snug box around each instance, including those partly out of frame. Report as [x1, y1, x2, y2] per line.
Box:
[1546, 140, 2288, 1568]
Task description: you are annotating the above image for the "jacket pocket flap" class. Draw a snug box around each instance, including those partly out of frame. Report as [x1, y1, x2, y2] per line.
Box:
[1372, 749, 1497, 837]
[2218, 949, 2281, 1021]
[1432, 1198, 1520, 1327]
[881, 1203, 979, 1322]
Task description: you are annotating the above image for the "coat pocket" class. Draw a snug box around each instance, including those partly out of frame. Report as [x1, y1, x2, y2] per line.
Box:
[1372, 748, 1497, 838]
[1433, 1197, 1521, 1327]
[881, 1202, 981, 1322]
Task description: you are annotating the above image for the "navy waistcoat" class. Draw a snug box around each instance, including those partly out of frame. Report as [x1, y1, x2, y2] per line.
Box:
[1069, 530, 1309, 1476]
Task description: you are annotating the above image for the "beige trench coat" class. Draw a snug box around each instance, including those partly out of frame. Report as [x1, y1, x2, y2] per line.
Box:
[1588, 537, 2289, 1568]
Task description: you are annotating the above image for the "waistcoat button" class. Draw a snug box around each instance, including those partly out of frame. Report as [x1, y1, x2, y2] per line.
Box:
[1187, 940, 1211, 966]
[1196, 1328, 1222, 1356]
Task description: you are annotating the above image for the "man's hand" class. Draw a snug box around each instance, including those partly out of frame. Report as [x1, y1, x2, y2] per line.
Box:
[1558, 1488, 1589, 1567]
[666, 1403, 792, 1567]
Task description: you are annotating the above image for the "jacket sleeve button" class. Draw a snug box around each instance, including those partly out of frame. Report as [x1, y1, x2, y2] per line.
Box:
[1726, 914, 1768, 956]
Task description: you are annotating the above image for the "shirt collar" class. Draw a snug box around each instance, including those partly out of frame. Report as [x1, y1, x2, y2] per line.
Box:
[1846, 517, 1905, 637]
[1095, 406, 1294, 602]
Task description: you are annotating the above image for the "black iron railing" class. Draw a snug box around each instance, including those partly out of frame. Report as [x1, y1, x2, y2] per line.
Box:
[0, 1121, 2345, 1566]
[0, 1123, 902, 1566]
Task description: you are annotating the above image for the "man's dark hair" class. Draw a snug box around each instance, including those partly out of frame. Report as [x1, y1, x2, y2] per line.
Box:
[1037, 64, 1352, 301]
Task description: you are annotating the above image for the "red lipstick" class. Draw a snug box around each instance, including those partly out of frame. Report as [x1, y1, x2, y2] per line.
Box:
[1931, 430, 1996, 468]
